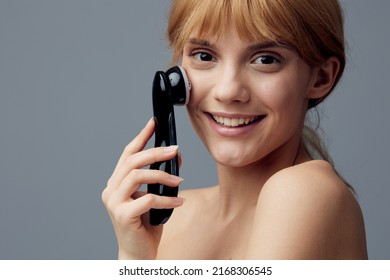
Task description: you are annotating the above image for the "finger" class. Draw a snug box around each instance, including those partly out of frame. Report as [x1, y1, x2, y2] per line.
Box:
[122, 193, 184, 221]
[126, 145, 179, 171]
[112, 169, 183, 203]
[110, 145, 179, 189]
[106, 118, 155, 191]
[116, 118, 156, 169]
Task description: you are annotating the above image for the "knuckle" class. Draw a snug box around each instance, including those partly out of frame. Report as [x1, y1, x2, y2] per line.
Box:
[102, 190, 119, 213]
[105, 197, 116, 212]
[106, 176, 117, 189]
[123, 154, 138, 169]
[149, 147, 165, 164]
[125, 154, 134, 166]
[124, 134, 148, 156]
[123, 142, 134, 155]
[101, 187, 110, 206]
[143, 193, 156, 205]
[128, 168, 141, 181]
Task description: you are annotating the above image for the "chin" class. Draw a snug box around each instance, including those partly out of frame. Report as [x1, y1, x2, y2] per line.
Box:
[209, 143, 258, 168]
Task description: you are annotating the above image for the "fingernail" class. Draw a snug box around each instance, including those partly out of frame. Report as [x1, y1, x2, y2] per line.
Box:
[170, 175, 184, 184]
[173, 197, 184, 205]
[147, 117, 155, 125]
[163, 145, 179, 153]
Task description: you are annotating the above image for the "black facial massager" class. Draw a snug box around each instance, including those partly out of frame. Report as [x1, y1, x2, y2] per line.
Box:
[148, 66, 191, 225]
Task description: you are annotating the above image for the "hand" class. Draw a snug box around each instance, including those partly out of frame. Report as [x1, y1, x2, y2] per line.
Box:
[102, 118, 184, 259]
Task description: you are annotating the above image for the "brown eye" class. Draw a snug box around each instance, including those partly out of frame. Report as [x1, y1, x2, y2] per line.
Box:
[254, 55, 280, 65]
[193, 52, 215, 62]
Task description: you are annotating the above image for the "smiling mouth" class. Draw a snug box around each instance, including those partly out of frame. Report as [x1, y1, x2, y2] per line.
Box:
[210, 114, 263, 127]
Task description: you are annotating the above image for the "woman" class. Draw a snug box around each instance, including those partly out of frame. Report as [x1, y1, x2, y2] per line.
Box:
[102, 0, 368, 259]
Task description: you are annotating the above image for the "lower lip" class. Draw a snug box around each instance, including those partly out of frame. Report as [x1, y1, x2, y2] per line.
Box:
[206, 114, 264, 137]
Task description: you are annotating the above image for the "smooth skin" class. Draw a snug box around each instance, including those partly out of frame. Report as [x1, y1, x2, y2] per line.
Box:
[102, 30, 368, 260]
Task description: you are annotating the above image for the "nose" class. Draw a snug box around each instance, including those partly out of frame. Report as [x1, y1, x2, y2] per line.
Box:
[212, 65, 250, 104]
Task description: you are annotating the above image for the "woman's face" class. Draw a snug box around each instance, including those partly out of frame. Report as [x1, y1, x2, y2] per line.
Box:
[181, 30, 318, 168]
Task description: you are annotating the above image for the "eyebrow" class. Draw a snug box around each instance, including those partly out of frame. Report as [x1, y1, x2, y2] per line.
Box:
[247, 41, 291, 51]
[187, 37, 294, 51]
[187, 38, 215, 48]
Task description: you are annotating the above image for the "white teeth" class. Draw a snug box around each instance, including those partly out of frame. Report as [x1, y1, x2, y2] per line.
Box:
[212, 115, 258, 127]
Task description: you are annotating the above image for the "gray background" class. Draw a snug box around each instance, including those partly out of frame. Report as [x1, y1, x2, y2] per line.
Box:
[0, 0, 389, 259]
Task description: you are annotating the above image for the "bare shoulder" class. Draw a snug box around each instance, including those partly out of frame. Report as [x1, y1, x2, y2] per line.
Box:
[246, 160, 367, 259]
[263, 160, 351, 201]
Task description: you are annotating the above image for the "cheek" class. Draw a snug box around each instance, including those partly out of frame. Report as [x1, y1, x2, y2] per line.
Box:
[256, 74, 309, 116]
[254, 73, 311, 142]
[185, 69, 211, 110]
[183, 69, 210, 132]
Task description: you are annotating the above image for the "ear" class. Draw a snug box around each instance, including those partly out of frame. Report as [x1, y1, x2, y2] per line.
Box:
[307, 56, 341, 101]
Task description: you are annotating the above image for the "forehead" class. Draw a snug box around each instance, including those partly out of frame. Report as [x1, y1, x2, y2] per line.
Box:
[179, 0, 287, 45]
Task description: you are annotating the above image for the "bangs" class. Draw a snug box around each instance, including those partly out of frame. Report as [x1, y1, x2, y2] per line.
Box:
[184, 0, 277, 42]
[168, 0, 300, 62]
